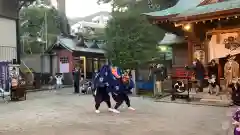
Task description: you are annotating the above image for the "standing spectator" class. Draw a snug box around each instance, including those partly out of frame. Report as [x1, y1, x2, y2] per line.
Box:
[193, 58, 205, 92]
[152, 64, 167, 96]
[55, 74, 63, 89]
[208, 59, 219, 85]
[48, 76, 55, 90]
[208, 60, 218, 79]
[92, 69, 98, 80]
[72, 67, 81, 94]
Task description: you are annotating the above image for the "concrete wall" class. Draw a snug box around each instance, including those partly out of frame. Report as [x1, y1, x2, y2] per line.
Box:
[21, 54, 41, 73]
[0, 17, 16, 61]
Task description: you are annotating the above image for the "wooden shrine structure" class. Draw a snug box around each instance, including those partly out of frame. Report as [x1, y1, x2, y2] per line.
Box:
[144, 0, 240, 78]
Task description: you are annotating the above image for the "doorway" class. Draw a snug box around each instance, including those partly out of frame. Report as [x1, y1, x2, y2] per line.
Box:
[80, 56, 86, 79]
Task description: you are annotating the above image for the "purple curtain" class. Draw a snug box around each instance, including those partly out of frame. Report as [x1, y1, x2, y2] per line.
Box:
[0, 61, 10, 90]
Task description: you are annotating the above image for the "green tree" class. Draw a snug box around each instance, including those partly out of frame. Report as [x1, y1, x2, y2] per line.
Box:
[20, 6, 61, 53]
[98, 0, 178, 12]
[19, 2, 70, 54]
[101, 0, 178, 68]
[104, 11, 161, 68]
[18, 0, 36, 11]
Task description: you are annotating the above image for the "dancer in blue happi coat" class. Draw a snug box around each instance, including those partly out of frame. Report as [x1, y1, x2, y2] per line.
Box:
[111, 69, 135, 112]
[92, 65, 119, 114]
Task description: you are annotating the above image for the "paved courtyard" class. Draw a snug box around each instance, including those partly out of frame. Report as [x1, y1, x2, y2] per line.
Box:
[0, 88, 233, 135]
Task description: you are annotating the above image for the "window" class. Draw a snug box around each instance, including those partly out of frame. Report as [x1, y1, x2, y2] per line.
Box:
[99, 59, 106, 68]
[86, 58, 93, 73]
[59, 57, 69, 63]
[93, 58, 98, 71]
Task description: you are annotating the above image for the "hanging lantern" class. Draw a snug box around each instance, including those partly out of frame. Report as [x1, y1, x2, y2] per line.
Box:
[183, 23, 191, 31]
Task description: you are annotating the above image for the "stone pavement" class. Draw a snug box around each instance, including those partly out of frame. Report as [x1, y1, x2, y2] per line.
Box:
[0, 88, 234, 135]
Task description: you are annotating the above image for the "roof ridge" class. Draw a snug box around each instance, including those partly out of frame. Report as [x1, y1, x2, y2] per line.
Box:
[143, 0, 203, 18]
[199, 0, 227, 6]
[173, 0, 240, 21]
[197, 0, 240, 7]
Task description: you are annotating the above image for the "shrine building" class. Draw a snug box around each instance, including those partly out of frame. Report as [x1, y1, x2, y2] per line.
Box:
[45, 36, 107, 80]
[144, 0, 240, 78]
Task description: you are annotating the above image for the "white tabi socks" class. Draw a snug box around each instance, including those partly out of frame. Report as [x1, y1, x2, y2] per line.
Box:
[95, 108, 120, 114]
[108, 108, 120, 113]
[95, 110, 100, 113]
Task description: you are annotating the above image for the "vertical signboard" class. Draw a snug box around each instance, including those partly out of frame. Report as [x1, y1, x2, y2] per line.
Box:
[0, 61, 10, 90]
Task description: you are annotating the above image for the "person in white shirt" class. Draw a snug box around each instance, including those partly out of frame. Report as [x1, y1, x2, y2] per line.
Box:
[55, 74, 63, 89]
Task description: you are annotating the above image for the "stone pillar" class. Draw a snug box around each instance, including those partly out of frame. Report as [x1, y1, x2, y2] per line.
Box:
[131, 70, 137, 96]
[52, 55, 58, 75]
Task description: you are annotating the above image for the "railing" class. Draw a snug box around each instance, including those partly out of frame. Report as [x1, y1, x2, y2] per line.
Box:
[20, 60, 34, 84]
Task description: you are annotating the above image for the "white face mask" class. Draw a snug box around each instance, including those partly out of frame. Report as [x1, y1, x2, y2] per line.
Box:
[232, 80, 238, 84]
[232, 78, 238, 84]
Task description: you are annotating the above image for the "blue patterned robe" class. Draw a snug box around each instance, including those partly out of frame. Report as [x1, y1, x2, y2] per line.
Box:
[93, 65, 134, 94]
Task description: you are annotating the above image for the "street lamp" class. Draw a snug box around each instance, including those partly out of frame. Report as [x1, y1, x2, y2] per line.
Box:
[158, 46, 167, 52]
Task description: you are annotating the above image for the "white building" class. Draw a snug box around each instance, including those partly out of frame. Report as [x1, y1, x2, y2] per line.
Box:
[70, 13, 111, 35]
[0, 0, 19, 61]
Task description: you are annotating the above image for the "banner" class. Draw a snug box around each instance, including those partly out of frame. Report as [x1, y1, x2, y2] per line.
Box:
[0, 61, 10, 90]
[208, 32, 240, 61]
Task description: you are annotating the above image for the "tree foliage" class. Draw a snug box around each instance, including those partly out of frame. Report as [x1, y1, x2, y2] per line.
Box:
[20, 6, 60, 53]
[19, 0, 36, 11]
[19, 1, 70, 54]
[104, 12, 161, 69]
[98, 0, 178, 12]
[102, 0, 178, 68]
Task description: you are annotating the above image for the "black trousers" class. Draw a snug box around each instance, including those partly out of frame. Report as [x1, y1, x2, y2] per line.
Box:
[112, 93, 131, 109]
[94, 87, 111, 110]
[74, 82, 79, 93]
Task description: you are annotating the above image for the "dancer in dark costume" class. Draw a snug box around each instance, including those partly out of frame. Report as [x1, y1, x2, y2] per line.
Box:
[92, 65, 119, 113]
[111, 70, 135, 112]
[232, 108, 240, 135]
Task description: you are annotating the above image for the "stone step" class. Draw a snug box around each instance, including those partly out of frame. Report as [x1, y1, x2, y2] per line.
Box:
[200, 98, 230, 105]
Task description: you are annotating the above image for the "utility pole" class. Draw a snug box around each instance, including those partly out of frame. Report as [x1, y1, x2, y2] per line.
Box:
[44, 11, 48, 50]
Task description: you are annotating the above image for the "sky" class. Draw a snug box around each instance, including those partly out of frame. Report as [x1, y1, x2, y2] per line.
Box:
[50, 0, 112, 19]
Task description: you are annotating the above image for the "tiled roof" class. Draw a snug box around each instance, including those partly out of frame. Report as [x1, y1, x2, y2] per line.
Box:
[48, 36, 104, 54]
[175, 0, 240, 18]
[143, 0, 203, 17]
[158, 33, 184, 45]
[84, 40, 99, 48]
